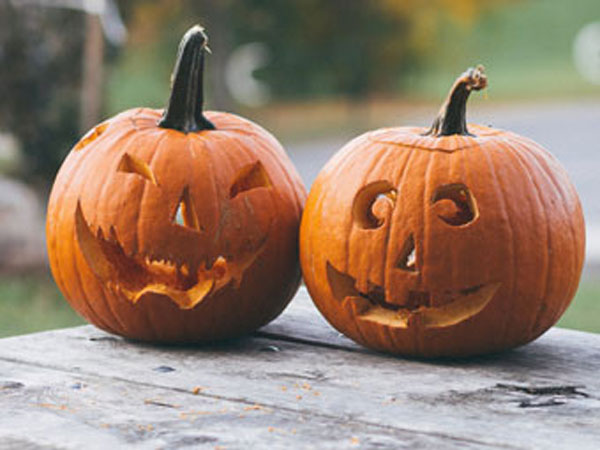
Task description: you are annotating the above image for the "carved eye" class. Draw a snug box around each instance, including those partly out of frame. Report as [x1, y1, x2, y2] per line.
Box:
[352, 181, 397, 229]
[230, 161, 272, 199]
[431, 183, 478, 226]
[74, 123, 108, 151]
[172, 186, 203, 232]
[117, 153, 158, 185]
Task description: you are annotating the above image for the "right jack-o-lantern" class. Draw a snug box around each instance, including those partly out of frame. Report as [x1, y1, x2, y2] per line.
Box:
[300, 66, 585, 357]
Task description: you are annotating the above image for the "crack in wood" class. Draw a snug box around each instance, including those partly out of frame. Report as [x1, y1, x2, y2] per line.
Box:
[518, 398, 567, 408]
[494, 383, 590, 408]
[265, 370, 329, 382]
[143, 399, 180, 409]
[495, 383, 589, 398]
[88, 336, 119, 343]
[1, 381, 24, 390]
[254, 330, 369, 354]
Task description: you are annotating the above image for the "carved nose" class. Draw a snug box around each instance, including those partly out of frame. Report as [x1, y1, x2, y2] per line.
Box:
[396, 233, 417, 272]
[383, 233, 420, 306]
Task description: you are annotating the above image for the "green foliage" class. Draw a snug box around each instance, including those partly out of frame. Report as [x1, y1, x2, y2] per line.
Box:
[0, 274, 83, 338]
[403, 0, 600, 99]
[229, 0, 415, 99]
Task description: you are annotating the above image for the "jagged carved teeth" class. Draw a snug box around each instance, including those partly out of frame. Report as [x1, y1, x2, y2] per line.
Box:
[326, 261, 500, 329]
[74, 201, 265, 310]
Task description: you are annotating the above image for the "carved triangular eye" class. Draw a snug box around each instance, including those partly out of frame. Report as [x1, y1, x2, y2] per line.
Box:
[229, 161, 272, 199]
[173, 186, 202, 232]
[117, 153, 158, 185]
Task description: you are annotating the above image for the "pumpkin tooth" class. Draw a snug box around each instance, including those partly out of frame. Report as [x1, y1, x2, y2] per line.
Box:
[326, 262, 360, 300]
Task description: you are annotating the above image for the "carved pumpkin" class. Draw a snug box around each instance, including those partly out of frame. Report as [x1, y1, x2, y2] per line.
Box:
[47, 26, 306, 342]
[300, 66, 585, 357]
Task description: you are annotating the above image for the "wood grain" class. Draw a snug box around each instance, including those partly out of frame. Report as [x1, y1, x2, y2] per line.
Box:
[0, 288, 598, 449]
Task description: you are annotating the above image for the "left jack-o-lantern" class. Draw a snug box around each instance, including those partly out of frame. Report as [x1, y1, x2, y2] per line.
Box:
[47, 26, 306, 342]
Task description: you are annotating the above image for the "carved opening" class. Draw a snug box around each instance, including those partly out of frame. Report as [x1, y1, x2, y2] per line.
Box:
[75, 201, 265, 310]
[396, 234, 417, 272]
[326, 261, 359, 300]
[325, 259, 500, 329]
[117, 153, 158, 185]
[431, 183, 478, 226]
[73, 123, 108, 151]
[406, 290, 431, 309]
[352, 181, 397, 229]
[230, 161, 272, 199]
[172, 186, 202, 232]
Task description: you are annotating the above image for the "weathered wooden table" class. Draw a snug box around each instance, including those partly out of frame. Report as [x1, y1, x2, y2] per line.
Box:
[0, 288, 598, 449]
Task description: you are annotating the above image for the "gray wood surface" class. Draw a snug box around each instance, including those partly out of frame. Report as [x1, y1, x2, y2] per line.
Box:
[0, 287, 599, 449]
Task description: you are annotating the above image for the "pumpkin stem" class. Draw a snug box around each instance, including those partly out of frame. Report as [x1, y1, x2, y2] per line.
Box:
[424, 65, 487, 137]
[158, 25, 215, 133]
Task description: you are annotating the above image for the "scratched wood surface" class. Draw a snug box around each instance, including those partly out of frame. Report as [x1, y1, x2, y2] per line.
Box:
[0, 287, 599, 449]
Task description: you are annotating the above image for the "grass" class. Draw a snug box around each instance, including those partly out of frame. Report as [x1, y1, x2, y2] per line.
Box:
[557, 278, 600, 334]
[0, 272, 597, 338]
[0, 273, 84, 339]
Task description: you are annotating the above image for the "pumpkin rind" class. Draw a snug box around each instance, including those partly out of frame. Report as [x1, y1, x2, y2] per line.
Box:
[47, 27, 306, 342]
[300, 67, 585, 357]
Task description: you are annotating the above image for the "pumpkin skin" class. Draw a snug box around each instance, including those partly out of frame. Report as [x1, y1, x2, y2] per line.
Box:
[47, 27, 306, 342]
[300, 67, 585, 357]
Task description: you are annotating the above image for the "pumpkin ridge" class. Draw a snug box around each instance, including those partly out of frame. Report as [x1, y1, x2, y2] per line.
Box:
[57, 158, 117, 332]
[133, 133, 169, 259]
[491, 137, 528, 346]
[510, 144, 548, 338]
[421, 149, 436, 290]
[71, 223, 116, 333]
[348, 144, 392, 293]
[503, 138, 552, 339]
[384, 146, 418, 302]
[89, 124, 150, 253]
[526, 144, 585, 318]
[345, 147, 389, 342]
[511, 138, 581, 336]
[476, 140, 514, 350]
[238, 129, 305, 217]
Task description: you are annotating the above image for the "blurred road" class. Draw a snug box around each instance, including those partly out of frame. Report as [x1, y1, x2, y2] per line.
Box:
[284, 99, 600, 262]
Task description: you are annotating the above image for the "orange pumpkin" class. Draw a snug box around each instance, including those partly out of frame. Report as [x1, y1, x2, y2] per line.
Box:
[47, 26, 306, 342]
[300, 66, 585, 357]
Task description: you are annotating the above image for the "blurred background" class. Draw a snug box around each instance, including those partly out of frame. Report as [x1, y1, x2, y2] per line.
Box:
[0, 0, 599, 337]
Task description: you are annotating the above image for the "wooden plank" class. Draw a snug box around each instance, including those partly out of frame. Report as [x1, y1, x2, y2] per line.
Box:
[0, 288, 598, 448]
[0, 360, 460, 449]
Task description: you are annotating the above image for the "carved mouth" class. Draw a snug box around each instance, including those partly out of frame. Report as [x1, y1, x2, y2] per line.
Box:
[75, 202, 266, 309]
[326, 262, 500, 329]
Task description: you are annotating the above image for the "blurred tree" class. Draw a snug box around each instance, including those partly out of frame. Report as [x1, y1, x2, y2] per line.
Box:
[228, 0, 515, 100]
[114, 0, 516, 108]
[0, 3, 84, 184]
[229, 0, 414, 100]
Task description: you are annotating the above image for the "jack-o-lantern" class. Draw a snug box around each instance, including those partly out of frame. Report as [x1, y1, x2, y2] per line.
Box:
[47, 26, 306, 342]
[300, 66, 585, 357]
